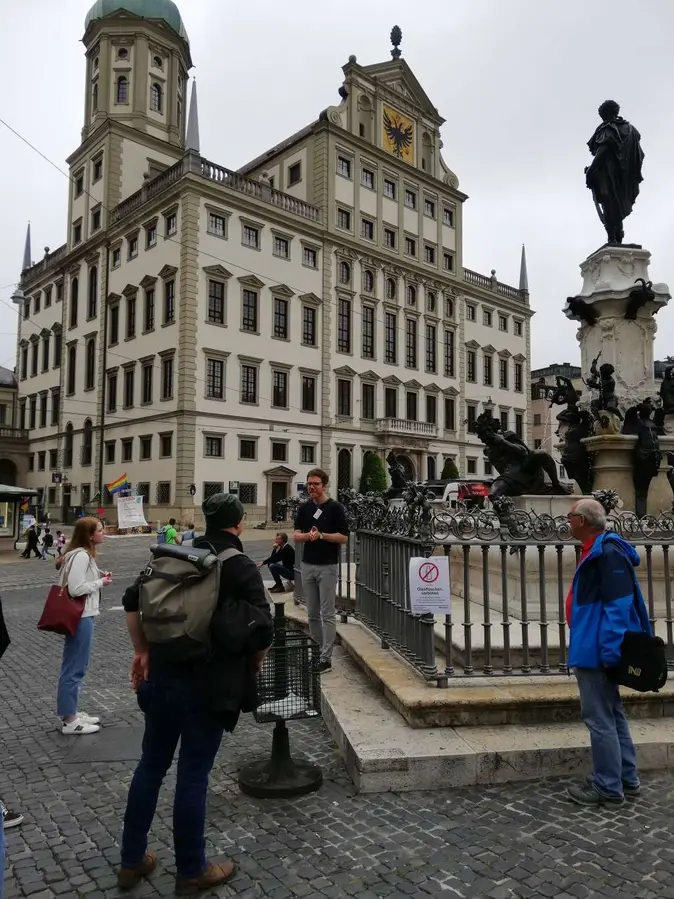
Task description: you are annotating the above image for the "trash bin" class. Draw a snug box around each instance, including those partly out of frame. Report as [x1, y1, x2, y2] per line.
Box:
[238, 602, 323, 798]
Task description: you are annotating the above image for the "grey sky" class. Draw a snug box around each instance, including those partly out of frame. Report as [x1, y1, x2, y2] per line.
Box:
[2, 0, 674, 374]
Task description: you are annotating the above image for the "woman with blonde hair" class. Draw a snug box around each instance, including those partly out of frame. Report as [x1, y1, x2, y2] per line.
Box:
[56, 518, 112, 735]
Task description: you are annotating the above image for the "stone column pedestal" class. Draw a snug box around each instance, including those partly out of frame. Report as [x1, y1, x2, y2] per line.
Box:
[649, 435, 674, 516]
[582, 434, 638, 511]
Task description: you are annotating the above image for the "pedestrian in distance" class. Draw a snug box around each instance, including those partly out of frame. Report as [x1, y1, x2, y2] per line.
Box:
[21, 525, 40, 559]
[565, 498, 651, 806]
[292, 468, 348, 674]
[40, 528, 55, 561]
[56, 518, 112, 735]
[257, 531, 295, 593]
[56, 530, 66, 557]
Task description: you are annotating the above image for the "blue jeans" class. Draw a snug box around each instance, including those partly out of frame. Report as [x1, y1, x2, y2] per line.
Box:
[57, 616, 95, 718]
[576, 667, 639, 798]
[0, 799, 5, 899]
[269, 562, 294, 588]
[121, 672, 225, 878]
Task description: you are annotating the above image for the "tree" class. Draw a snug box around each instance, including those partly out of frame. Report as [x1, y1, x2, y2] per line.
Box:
[441, 457, 460, 479]
[359, 452, 388, 493]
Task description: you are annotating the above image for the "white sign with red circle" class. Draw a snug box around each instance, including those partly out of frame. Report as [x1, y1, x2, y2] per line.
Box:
[409, 556, 451, 615]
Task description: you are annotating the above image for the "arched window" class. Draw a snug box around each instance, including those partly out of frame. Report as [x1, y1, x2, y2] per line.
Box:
[337, 448, 352, 491]
[445, 297, 454, 319]
[339, 261, 351, 285]
[88, 266, 98, 319]
[150, 82, 163, 113]
[69, 277, 78, 329]
[363, 270, 374, 293]
[386, 277, 396, 300]
[116, 75, 128, 104]
[358, 95, 372, 142]
[92, 82, 98, 113]
[82, 419, 93, 466]
[426, 291, 436, 313]
[406, 285, 417, 306]
[64, 422, 74, 467]
[421, 132, 433, 174]
[67, 345, 77, 395]
[85, 338, 96, 391]
[427, 456, 436, 480]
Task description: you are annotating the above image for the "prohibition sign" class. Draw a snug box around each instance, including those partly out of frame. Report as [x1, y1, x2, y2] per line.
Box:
[418, 562, 439, 583]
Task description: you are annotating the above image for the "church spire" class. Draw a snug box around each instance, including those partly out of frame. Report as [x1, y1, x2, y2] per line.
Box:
[186, 79, 200, 153]
[22, 222, 32, 272]
[519, 243, 529, 293]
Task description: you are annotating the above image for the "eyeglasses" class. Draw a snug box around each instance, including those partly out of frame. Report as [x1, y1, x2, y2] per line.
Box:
[307, 482, 322, 488]
[567, 513, 584, 520]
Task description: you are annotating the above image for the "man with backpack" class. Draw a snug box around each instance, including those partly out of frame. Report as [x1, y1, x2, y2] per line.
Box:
[117, 493, 273, 894]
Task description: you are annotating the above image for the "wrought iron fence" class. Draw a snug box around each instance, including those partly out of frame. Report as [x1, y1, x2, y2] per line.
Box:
[290, 484, 674, 686]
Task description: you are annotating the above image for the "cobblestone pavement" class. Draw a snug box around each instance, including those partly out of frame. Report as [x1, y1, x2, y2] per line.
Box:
[2, 538, 674, 898]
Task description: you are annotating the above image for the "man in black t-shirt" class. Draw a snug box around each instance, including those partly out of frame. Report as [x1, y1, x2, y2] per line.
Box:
[293, 468, 348, 674]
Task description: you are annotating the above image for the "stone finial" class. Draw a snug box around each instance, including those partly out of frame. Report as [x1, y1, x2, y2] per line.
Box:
[22, 222, 31, 271]
[390, 25, 402, 59]
[519, 244, 529, 293]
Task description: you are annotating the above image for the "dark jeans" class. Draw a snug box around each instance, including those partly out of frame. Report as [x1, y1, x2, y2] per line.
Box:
[120, 672, 225, 878]
[269, 562, 294, 587]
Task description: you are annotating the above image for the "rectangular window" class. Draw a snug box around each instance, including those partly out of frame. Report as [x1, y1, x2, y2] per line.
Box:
[406, 391, 417, 421]
[483, 354, 493, 386]
[239, 439, 257, 460]
[126, 295, 136, 340]
[405, 236, 416, 257]
[361, 382, 375, 420]
[54, 331, 62, 368]
[207, 281, 225, 324]
[273, 235, 290, 259]
[383, 178, 396, 200]
[205, 436, 223, 458]
[385, 387, 397, 419]
[207, 213, 227, 237]
[51, 389, 60, 426]
[404, 189, 417, 209]
[337, 208, 351, 231]
[137, 482, 150, 500]
[467, 458, 477, 475]
[73, 222, 82, 245]
[45, 287, 52, 308]
[426, 395, 437, 425]
[467, 350, 476, 382]
[242, 225, 259, 249]
[34, 293, 41, 315]
[300, 444, 315, 464]
[424, 244, 436, 265]
[534, 439, 542, 450]
[163, 280, 175, 325]
[405, 318, 417, 368]
[361, 168, 375, 189]
[337, 379, 352, 417]
[75, 173, 84, 196]
[384, 312, 397, 364]
[302, 306, 317, 346]
[425, 324, 437, 374]
[467, 405, 477, 433]
[21, 347, 27, 380]
[302, 246, 317, 268]
[514, 320, 523, 337]
[443, 207, 454, 227]
[38, 451, 46, 471]
[515, 413, 524, 439]
[499, 314, 508, 332]
[241, 365, 258, 404]
[239, 484, 257, 504]
[384, 228, 396, 249]
[301, 375, 316, 412]
[424, 198, 436, 218]
[28, 455, 34, 473]
[144, 289, 155, 331]
[533, 413, 542, 426]
[337, 156, 352, 178]
[273, 298, 289, 339]
[161, 356, 174, 399]
[288, 161, 302, 186]
[156, 482, 171, 505]
[19, 402, 26, 430]
[483, 309, 493, 327]
[443, 253, 454, 272]
[206, 358, 225, 399]
[499, 358, 509, 390]
[105, 441, 116, 465]
[242, 290, 258, 332]
[165, 212, 177, 236]
[362, 306, 375, 359]
[444, 329, 455, 377]
[337, 298, 351, 353]
[93, 158, 103, 181]
[361, 218, 374, 241]
[31, 343, 38, 377]
[39, 394, 47, 428]
[107, 372, 117, 412]
[145, 223, 157, 249]
[140, 436, 152, 460]
[112, 247, 121, 268]
[444, 398, 456, 430]
[49, 448, 58, 469]
[514, 363, 523, 393]
[91, 207, 101, 232]
[160, 433, 173, 458]
[128, 234, 138, 258]
[271, 442, 287, 463]
[23, 299, 29, 320]
[141, 363, 153, 404]
[109, 304, 119, 344]
[29, 397, 36, 430]
[123, 368, 135, 408]
[500, 411, 509, 432]
[272, 370, 288, 408]
[42, 336, 50, 372]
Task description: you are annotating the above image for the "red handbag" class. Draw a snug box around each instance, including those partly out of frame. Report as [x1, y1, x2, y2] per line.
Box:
[37, 553, 86, 637]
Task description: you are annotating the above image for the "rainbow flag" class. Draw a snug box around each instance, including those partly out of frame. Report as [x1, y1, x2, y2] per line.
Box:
[106, 473, 129, 496]
[20, 498, 29, 513]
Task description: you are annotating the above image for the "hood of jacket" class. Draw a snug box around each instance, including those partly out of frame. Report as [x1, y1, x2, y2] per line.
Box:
[585, 530, 640, 569]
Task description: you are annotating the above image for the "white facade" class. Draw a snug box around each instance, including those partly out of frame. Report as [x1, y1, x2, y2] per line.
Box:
[15, 5, 533, 524]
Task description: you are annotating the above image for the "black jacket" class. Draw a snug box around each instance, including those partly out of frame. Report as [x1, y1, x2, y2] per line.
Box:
[263, 543, 295, 570]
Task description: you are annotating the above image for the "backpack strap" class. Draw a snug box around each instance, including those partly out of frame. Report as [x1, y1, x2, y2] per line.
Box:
[217, 547, 242, 563]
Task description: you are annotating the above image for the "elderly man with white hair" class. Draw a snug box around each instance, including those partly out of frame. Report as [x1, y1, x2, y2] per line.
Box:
[565, 498, 651, 806]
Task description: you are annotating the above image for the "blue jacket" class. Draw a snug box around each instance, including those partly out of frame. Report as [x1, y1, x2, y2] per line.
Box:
[568, 532, 651, 669]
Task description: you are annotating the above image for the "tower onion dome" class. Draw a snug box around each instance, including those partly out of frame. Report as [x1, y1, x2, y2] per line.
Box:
[84, 0, 189, 44]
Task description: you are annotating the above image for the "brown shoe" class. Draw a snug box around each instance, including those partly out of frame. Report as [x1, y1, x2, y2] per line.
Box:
[175, 860, 236, 895]
[116, 852, 158, 889]
[268, 585, 285, 594]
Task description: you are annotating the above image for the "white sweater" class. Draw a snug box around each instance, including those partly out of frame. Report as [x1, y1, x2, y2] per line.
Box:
[63, 549, 104, 618]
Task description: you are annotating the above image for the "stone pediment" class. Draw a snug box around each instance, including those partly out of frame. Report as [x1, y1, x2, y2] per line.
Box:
[40, 328, 51, 338]
[465, 340, 480, 350]
[443, 386, 459, 397]
[51, 322, 62, 332]
[238, 274, 265, 289]
[18, 338, 28, 348]
[482, 344, 496, 354]
[361, 59, 444, 123]
[424, 383, 441, 393]
[358, 370, 380, 382]
[498, 349, 512, 358]
[382, 375, 402, 386]
[203, 265, 232, 280]
[263, 465, 297, 478]
[334, 365, 357, 377]
[158, 265, 178, 280]
[299, 292, 321, 306]
[513, 353, 526, 362]
[270, 284, 295, 298]
[404, 379, 423, 390]
[139, 275, 157, 289]
[122, 283, 138, 298]
[107, 292, 122, 304]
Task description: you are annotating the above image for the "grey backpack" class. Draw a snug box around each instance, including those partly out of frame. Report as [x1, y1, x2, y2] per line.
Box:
[139, 543, 240, 661]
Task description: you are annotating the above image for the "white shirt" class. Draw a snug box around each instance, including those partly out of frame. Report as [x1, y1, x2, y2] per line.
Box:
[63, 549, 104, 618]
